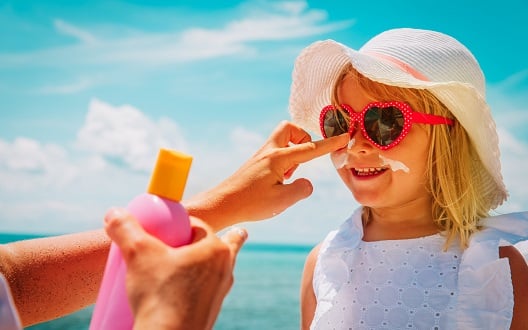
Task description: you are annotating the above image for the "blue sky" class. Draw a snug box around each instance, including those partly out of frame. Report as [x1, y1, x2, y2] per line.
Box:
[0, 0, 527, 244]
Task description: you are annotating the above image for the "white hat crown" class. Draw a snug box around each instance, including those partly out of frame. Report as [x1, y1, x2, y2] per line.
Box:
[359, 28, 486, 96]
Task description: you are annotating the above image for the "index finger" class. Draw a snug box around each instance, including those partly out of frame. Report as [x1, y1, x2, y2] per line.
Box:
[282, 133, 349, 165]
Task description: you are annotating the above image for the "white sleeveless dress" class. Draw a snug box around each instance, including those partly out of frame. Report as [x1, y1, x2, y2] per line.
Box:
[311, 208, 528, 330]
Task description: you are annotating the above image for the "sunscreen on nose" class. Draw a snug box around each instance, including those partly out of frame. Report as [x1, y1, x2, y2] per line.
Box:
[347, 138, 356, 149]
[90, 149, 193, 330]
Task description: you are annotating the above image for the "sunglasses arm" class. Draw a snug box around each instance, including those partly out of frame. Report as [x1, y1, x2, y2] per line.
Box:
[411, 112, 454, 126]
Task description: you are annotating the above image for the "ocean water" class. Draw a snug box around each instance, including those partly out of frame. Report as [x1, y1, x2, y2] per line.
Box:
[0, 233, 312, 330]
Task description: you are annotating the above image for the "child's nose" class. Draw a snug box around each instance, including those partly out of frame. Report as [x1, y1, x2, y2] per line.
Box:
[346, 125, 375, 154]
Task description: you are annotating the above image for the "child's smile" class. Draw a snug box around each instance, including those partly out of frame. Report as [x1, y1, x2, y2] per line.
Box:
[352, 166, 389, 177]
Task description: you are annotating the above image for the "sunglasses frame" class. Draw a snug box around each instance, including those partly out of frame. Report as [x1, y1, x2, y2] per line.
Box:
[319, 101, 454, 150]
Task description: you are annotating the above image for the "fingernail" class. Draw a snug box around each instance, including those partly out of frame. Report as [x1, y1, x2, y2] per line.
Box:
[233, 227, 248, 240]
[104, 207, 124, 224]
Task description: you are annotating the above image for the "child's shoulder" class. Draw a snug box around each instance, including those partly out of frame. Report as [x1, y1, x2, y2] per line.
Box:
[305, 243, 322, 262]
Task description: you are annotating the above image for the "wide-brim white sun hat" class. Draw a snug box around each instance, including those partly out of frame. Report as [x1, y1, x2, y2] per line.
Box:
[289, 28, 507, 209]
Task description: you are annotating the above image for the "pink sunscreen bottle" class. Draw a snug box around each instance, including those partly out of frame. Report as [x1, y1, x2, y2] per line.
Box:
[89, 149, 193, 330]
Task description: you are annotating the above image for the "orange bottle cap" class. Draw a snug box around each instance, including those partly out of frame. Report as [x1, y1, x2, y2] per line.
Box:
[147, 149, 192, 201]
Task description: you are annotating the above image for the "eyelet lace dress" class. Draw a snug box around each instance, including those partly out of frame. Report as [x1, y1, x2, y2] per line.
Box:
[311, 208, 528, 330]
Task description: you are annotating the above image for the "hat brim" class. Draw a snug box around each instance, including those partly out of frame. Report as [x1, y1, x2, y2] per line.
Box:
[289, 39, 507, 208]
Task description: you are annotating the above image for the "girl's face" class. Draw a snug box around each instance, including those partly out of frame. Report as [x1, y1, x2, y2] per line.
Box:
[331, 75, 432, 209]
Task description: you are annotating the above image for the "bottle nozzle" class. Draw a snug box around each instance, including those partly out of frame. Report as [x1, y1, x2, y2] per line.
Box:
[147, 149, 192, 201]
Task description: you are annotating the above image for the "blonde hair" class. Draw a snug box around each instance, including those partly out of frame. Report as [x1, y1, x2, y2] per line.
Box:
[333, 65, 492, 249]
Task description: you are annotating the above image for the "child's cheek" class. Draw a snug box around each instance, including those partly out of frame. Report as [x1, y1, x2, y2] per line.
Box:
[330, 149, 348, 169]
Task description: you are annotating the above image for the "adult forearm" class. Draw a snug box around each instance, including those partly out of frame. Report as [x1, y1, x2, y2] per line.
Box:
[183, 186, 242, 232]
[0, 229, 110, 326]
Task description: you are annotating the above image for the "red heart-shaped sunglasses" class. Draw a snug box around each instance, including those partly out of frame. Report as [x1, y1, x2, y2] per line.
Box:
[319, 101, 454, 150]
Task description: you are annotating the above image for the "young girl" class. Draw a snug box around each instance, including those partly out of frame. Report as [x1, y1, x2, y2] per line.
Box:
[289, 28, 528, 329]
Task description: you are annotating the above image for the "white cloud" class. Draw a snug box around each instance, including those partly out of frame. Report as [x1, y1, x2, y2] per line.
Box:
[54, 19, 98, 44]
[496, 127, 528, 213]
[36, 77, 99, 95]
[0, 137, 102, 234]
[0, 99, 192, 234]
[486, 77, 528, 213]
[0, 98, 285, 235]
[229, 126, 265, 154]
[181, 126, 267, 196]
[0, 137, 60, 171]
[0, 137, 77, 190]
[488, 74, 528, 132]
[493, 69, 528, 91]
[0, 1, 353, 67]
[77, 98, 187, 172]
[0, 166, 148, 234]
[180, 3, 351, 46]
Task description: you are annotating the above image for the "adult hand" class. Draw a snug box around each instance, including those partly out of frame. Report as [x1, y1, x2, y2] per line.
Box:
[184, 121, 348, 231]
[104, 208, 247, 330]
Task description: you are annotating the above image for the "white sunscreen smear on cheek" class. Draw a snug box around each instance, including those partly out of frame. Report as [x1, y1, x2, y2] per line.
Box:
[379, 155, 410, 173]
[331, 150, 348, 169]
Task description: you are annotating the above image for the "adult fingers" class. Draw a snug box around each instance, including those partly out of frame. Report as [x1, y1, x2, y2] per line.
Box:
[282, 133, 348, 165]
[284, 164, 299, 180]
[104, 208, 164, 262]
[277, 178, 314, 207]
[220, 227, 248, 261]
[268, 121, 313, 147]
[104, 208, 141, 247]
[189, 217, 214, 243]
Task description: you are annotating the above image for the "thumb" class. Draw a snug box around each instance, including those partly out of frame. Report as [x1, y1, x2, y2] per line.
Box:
[278, 178, 314, 207]
[104, 208, 162, 262]
[221, 227, 248, 261]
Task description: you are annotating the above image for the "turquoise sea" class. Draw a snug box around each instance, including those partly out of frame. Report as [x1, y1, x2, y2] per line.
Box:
[1, 233, 312, 330]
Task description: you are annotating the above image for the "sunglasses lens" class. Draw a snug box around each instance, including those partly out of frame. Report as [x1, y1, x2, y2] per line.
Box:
[364, 106, 404, 146]
[323, 108, 350, 138]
